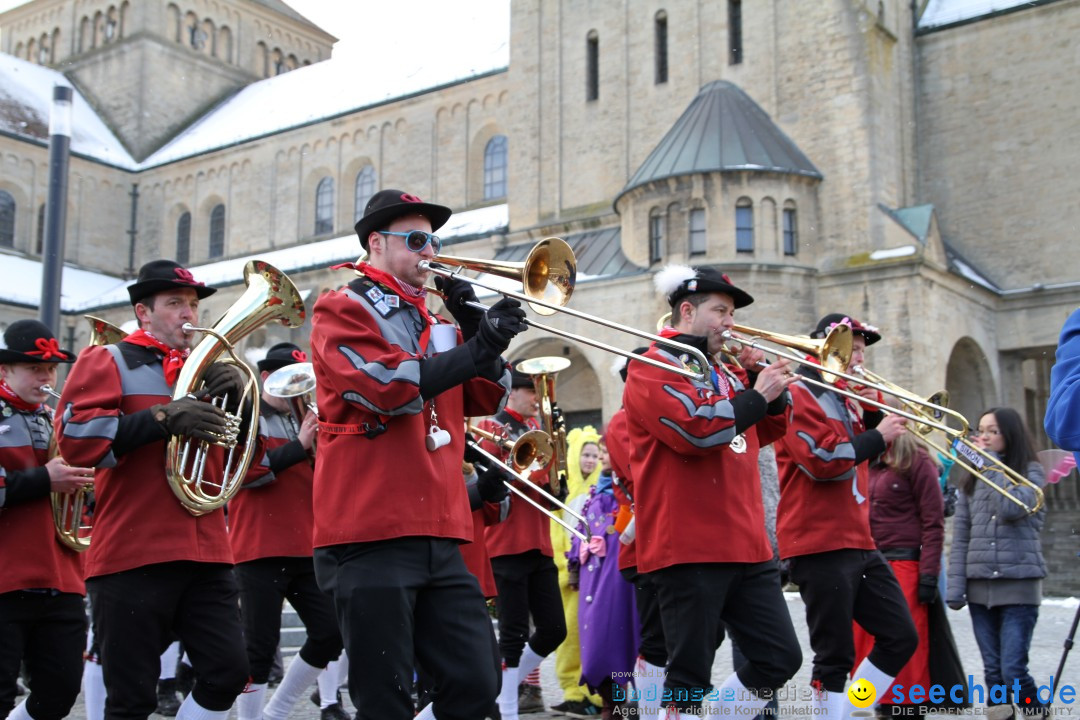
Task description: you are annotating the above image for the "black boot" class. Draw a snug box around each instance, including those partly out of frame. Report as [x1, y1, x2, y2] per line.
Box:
[156, 678, 182, 717]
[175, 662, 194, 698]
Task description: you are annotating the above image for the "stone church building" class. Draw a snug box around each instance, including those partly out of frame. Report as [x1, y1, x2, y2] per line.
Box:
[1, 0, 1077, 586]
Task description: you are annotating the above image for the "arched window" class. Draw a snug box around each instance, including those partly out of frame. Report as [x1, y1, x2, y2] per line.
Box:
[176, 212, 191, 264]
[783, 204, 798, 256]
[315, 177, 334, 235]
[649, 210, 665, 264]
[483, 135, 508, 200]
[0, 191, 15, 248]
[735, 199, 754, 252]
[208, 204, 225, 258]
[729, 0, 743, 65]
[36, 204, 45, 254]
[688, 208, 706, 255]
[104, 8, 118, 42]
[354, 165, 376, 223]
[586, 31, 599, 101]
[38, 34, 50, 64]
[654, 11, 668, 85]
[79, 16, 91, 51]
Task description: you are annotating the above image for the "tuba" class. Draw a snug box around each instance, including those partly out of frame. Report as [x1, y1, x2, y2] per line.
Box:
[50, 315, 129, 552]
[515, 356, 571, 496]
[264, 361, 318, 465]
[167, 260, 305, 516]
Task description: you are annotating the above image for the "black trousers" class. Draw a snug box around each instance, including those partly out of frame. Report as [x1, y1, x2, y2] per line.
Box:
[86, 562, 249, 720]
[788, 549, 919, 692]
[490, 550, 567, 666]
[651, 560, 802, 713]
[235, 556, 343, 683]
[0, 590, 86, 720]
[314, 537, 499, 720]
[621, 566, 667, 668]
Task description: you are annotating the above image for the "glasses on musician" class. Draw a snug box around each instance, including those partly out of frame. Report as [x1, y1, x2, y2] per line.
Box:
[380, 230, 442, 254]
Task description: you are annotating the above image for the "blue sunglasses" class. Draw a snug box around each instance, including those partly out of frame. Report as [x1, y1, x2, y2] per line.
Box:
[379, 230, 442, 254]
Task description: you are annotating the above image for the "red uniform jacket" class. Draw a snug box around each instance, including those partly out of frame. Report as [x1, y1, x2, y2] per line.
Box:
[479, 411, 554, 558]
[230, 407, 315, 563]
[604, 407, 638, 572]
[460, 501, 505, 598]
[310, 278, 510, 547]
[58, 342, 232, 578]
[622, 335, 790, 574]
[0, 401, 84, 595]
[774, 368, 886, 559]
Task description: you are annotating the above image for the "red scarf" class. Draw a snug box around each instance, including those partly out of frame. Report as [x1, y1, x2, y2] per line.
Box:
[0, 379, 44, 413]
[332, 261, 438, 351]
[123, 329, 190, 386]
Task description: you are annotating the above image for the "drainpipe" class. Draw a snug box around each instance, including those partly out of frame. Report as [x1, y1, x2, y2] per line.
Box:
[125, 182, 139, 278]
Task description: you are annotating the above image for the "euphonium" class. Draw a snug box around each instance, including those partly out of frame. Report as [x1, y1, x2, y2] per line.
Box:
[468, 423, 554, 472]
[167, 260, 305, 516]
[264, 361, 318, 465]
[515, 356, 571, 496]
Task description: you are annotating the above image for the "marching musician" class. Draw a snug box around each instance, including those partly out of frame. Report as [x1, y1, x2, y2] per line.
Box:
[231, 342, 345, 720]
[0, 320, 90, 720]
[622, 265, 801, 719]
[57, 260, 250, 720]
[309, 189, 524, 720]
[773, 313, 915, 720]
[477, 368, 568, 720]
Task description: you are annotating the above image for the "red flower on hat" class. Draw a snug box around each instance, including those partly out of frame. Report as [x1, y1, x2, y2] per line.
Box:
[291, 349, 308, 362]
[400, 193, 422, 203]
[27, 337, 64, 360]
[174, 268, 205, 286]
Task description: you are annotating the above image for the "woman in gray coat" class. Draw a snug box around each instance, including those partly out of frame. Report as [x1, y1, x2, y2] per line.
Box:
[947, 407, 1047, 720]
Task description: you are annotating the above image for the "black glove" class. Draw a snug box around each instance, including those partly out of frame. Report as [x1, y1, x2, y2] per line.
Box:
[475, 298, 527, 356]
[434, 276, 484, 340]
[151, 396, 229, 443]
[477, 464, 510, 503]
[202, 363, 246, 412]
[918, 574, 938, 605]
[463, 433, 487, 465]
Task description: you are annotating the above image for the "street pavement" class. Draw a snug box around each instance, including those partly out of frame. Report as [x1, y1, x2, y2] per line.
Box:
[57, 593, 1079, 720]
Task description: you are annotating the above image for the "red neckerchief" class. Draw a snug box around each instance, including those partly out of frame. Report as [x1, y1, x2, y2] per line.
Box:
[334, 261, 437, 352]
[0, 379, 44, 412]
[123, 329, 190, 386]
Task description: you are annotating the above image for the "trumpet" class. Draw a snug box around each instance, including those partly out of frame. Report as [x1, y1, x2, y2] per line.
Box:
[40, 384, 61, 399]
[468, 423, 554, 472]
[466, 439, 588, 542]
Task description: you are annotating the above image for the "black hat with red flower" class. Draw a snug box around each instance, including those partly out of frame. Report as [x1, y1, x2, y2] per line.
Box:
[127, 260, 217, 305]
[810, 313, 882, 346]
[0, 320, 75, 364]
[257, 342, 309, 373]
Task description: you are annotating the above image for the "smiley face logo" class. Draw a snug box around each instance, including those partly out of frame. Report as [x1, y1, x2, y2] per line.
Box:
[848, 679, 876, 708]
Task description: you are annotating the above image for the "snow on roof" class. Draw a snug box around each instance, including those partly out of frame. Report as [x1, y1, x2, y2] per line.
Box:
[0, 54, 137, 169]
[1, 204, 509, 312]
[919, 0, 1043, 29]
[869, 245, 918, 261]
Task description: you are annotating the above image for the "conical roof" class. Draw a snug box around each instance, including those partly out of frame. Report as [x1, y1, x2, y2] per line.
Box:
[617, 80, 821, 205]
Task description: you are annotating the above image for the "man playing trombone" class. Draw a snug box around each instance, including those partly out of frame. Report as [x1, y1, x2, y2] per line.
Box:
[310, 189, 524, 720]
[773, 313, 915, 720]
[623, 265, 802, 720]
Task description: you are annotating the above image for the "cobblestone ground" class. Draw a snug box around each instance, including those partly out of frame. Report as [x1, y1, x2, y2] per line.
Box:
[58, 594, 1078, 720]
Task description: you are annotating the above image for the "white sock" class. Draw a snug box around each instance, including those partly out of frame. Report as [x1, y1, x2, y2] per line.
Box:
[516, 645, 545, 682]
[317, 662, 339, 709]
[658, 705, 681, 720]
[175, 694, 230, 720]
[497, 666, 519, 720]
[84, 660, 106, 720]
[235, 682, 267, 720]
[812, 684, 850, 720]
[7, 699, 32, 720]
[262, 656, 323, 720]
[634, 657, 666, 716]
[849, 659, 897, 717]
[711, 672, 770, 717]
[414, 702, 438, 720]
[160, 641, 181, 680]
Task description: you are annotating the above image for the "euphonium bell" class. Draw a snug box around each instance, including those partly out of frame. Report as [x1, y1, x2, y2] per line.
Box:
[167, 260, 305, 516]
[84, 315, 127, 346]
[264, 361, 318, 465]
[468, 423, 554, 472]
[515, 356, 571, 496]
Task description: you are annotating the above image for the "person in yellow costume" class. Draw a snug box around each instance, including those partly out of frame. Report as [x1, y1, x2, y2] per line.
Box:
[549, 425, 604, 716]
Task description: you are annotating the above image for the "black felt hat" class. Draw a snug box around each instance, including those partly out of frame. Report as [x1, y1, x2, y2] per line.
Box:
[257, 342, 308, 373]
[0, 319, 74, 364]
[655, 265, 754, 309]
[354, 189, 452, 251]
[127, 260, 217, 305]
[811, 313, 882, 346]
[509, 366, 533, 389]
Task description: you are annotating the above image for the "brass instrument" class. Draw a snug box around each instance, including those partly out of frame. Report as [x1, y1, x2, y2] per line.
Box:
[167, 260, 305, 516]
[465, 439, 588, 542]
[417, 240, 712, 381]
[516, 356, 570, 497]
[84, 315, 127, 346]
[468, 423, 554, 472]
[264, 361, 317, 465]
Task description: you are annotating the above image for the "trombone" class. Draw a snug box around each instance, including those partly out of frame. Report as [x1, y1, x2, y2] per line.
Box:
[465, 438, 588, 542]
[418, 240, 712, 381]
